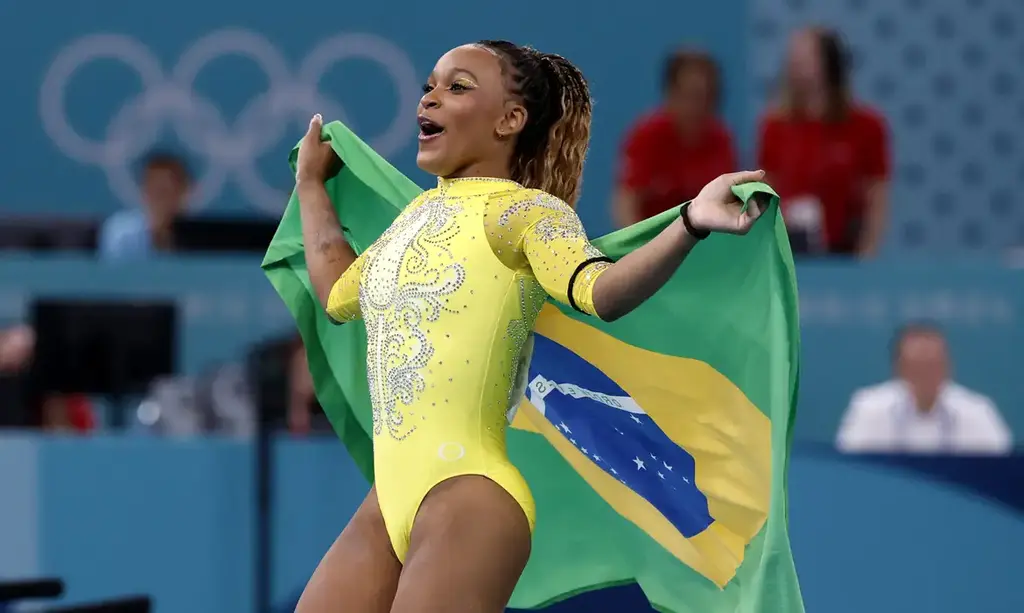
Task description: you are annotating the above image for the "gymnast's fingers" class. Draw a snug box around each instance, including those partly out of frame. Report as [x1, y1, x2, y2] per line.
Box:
[726, 169, 766, 186]
[303, 113, 324, 144]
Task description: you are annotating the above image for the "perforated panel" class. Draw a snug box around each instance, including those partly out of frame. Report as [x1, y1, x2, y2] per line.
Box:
[749, 0, 1024, 253]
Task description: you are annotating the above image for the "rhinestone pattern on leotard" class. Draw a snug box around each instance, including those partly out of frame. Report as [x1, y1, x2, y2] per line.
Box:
[359, 191, 466, 440]
[324, 178, 612, 446]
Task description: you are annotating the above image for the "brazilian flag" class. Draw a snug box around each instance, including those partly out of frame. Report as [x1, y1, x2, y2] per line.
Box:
[262, 121, 804, 613]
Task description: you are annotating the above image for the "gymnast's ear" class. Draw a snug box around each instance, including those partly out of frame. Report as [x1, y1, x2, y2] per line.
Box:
[496, 101, 527, 140]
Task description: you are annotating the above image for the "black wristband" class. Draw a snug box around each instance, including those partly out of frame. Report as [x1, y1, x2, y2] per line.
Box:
[679, 202, 710, 240]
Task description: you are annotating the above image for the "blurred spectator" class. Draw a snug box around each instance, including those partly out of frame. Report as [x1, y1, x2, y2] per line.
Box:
[0, 324, 34, 428]
[0, 324, 34, 373]
[246, 335, 329, 436]
[757, 27, 889, 257]
[0, 324, 95, 432]
[836, 323, 1011, 455]
[612, 49, 736, 227]
[287, 337, 315, 436]
[135, 335, 328, 436]
[98, 151, 191, 260]
[40, 393, 95, 433]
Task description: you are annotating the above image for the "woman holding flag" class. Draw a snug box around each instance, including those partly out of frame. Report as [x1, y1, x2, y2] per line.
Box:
[291, 40, 769, 613]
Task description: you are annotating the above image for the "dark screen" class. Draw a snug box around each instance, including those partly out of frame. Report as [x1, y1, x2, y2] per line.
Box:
[31, 300, 177, 395]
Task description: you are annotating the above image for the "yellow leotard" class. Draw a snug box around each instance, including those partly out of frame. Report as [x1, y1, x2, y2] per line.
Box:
[325, 177, 612, 562]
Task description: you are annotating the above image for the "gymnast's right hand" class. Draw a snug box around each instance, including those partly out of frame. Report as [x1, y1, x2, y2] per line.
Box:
[295, 114, 342, 184]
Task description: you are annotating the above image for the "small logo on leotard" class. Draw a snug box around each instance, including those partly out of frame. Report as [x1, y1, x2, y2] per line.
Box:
[437, 442, 465, 461]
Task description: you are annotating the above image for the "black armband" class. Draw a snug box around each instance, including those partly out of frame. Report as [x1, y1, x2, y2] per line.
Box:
[567, 256, 615, 315]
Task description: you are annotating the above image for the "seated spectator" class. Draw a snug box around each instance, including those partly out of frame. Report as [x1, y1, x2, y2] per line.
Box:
[836, 323, 1012, 455]
[287, 337, 316, 435]
[0, 325, 34, 374]
[0, 324, 94, 432]
[98, 151, 191, 260]
[247, 335, 330, 436]
[757, 27, 889, 257]
[0, 325, 35, 428]
[612, 49, 736, 227]
[40, 394, 95, 433]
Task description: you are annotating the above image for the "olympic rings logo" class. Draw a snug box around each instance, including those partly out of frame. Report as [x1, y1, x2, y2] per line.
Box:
[39, 29, 421, 214]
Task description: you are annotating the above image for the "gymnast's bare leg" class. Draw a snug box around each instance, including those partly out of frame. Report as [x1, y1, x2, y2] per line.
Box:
[295, 487, 402, 613]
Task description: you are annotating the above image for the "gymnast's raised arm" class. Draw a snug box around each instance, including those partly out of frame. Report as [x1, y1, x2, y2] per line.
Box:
[295, 114, 363, 323]
[590, 170, 769, 320]
[517, 170, 768, 322]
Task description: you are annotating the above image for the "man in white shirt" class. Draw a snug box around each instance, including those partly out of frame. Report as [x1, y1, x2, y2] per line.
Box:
[836, 323, 1012, 455]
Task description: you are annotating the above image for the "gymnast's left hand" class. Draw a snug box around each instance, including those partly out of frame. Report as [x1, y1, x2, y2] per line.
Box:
[688, 169, 768, 236]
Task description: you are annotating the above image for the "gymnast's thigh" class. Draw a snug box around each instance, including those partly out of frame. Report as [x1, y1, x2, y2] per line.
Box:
[296, 486, 402, 613]
[389, 475, 532, 613]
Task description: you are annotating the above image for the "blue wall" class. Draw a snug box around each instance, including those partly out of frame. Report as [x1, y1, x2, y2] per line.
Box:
[1, 257, 1019, 443]
[2, 0, 1022, 251]
[0, 0, 748, 239]
[1, 435, 1022, 613]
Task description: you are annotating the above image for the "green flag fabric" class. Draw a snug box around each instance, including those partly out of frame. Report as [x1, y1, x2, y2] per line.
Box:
[262, 121, 804, 613]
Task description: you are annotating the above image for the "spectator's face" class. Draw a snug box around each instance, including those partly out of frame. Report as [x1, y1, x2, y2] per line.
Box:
[142, 165, 189, 224]
[668, 68, 714, 127]
[786, 31, 824, 91]
[896, 332, 949, 395]
[0, 325, 35, 373]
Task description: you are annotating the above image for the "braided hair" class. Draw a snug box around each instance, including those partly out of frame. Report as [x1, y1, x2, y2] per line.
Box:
[476, 40, 592, 207]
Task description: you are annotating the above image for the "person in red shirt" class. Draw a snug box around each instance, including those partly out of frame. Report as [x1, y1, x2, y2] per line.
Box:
[42, 393, 95, 433]
[613, 50, 737, 227]
[758, 27, 890, 257]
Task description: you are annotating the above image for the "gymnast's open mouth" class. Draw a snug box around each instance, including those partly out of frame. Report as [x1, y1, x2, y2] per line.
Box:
[418, 115, 445, 142]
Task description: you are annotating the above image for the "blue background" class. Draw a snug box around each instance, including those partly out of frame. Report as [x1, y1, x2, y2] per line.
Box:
[3, 0, 1022, 249]
[0, 0, 748, 241]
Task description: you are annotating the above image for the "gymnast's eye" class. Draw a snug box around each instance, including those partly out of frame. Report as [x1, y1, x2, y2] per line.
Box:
[421, 83, 435, 94]
[449, 80, 473, 92]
